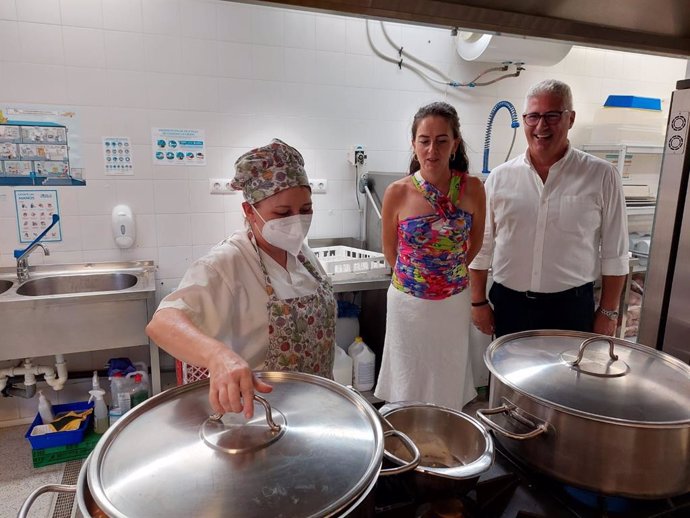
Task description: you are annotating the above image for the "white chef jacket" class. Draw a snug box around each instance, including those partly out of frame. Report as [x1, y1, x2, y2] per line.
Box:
[156, 229, 326, 369]
[470, 146, 629, 293]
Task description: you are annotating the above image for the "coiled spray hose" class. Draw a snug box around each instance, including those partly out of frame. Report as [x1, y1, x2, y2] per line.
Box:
[482, 101, 520, 174]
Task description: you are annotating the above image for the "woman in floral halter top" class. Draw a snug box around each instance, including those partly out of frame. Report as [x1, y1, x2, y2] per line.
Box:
[374, 102, 487, 411]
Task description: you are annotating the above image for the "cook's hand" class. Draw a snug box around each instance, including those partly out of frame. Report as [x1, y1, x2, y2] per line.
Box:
[207, 346, 272, 419]
[472, 305, 495, 336]
[593, 313, 618, 337]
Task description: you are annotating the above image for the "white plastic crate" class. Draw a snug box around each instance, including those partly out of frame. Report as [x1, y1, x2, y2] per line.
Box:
[313, 246, 390, 281]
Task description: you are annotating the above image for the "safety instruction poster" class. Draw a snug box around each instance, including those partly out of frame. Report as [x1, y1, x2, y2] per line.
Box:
[151, 128, 206, 166]
[103, 136, 134, 175]
[14, 189, 62, 243]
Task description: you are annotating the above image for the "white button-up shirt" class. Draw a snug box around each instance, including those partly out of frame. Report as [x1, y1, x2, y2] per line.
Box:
[470, 146, 629, 293]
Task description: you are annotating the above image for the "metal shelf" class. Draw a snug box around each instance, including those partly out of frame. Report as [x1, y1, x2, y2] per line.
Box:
[582, 144, 663, 155]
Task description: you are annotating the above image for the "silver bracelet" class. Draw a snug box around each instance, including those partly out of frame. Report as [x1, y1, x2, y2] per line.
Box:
[597, 306, 619, 320]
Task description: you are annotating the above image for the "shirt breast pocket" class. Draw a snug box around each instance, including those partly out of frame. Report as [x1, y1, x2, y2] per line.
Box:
[557, 195, 601, 233]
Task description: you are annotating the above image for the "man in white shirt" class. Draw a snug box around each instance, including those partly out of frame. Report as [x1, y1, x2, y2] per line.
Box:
[469, 79, 629, 337]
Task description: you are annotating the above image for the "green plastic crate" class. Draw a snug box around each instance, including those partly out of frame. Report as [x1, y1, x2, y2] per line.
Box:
[31, 428, 102, 468]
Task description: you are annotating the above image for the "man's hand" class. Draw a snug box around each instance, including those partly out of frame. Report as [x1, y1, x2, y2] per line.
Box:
[472, 305, 495, 336]
[593, 311, 618, 337]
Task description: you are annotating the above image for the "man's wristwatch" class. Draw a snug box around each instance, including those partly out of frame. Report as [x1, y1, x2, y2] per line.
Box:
[597, 306, 619, 321]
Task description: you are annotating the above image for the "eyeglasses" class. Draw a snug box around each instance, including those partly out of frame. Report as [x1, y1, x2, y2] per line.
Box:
[522, 110, 570, 127]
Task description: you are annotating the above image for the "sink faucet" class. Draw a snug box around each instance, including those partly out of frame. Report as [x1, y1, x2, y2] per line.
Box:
[14, 214, 59, 282]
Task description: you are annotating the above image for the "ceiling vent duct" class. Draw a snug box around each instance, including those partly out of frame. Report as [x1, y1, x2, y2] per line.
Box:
[456, 31, 572, 66]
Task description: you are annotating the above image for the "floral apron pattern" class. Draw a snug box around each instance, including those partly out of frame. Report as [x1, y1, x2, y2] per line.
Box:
[249, 231, 336, 378]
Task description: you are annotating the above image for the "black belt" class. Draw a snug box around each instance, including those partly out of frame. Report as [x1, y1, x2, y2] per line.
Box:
[498, 282, 593, 300]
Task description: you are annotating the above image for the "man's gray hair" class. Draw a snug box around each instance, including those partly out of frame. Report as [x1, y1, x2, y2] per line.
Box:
[524, 79, 573, 111]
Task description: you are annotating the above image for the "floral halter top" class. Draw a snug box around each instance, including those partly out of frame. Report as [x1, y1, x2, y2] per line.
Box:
[391, 170, 473, 300]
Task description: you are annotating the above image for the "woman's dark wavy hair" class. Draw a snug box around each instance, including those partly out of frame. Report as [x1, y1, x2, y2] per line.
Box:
[408, 101, 469, 175]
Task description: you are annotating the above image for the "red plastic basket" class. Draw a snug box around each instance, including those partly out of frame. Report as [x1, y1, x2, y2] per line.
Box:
[175, 360, 209, 385]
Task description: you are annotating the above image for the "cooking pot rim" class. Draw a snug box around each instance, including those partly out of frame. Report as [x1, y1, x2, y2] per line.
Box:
[380, 401, 495, 479]
[484, 330, 690, 427]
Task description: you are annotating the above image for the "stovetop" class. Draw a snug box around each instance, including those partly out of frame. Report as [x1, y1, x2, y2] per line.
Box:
[374, 443, 690, 518]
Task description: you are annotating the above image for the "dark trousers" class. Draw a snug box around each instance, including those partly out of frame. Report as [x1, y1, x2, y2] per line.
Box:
[489, 282, 595, 337]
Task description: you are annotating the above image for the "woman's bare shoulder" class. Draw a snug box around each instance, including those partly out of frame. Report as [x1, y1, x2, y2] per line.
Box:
[463, 174, 485, 195]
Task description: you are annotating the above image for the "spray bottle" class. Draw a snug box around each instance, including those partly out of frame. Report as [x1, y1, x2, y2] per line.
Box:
[89, 389, 109, 434]
[92, 370, 101, 391]
[37, 390, 54, 424]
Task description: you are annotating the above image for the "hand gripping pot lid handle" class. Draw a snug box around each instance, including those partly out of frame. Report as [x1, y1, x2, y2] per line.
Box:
[484, 330, 690, 425]
[86, 372, 402, 518]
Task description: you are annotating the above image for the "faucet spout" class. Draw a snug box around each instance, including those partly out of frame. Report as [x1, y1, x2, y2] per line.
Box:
[14, 214, 59, 282]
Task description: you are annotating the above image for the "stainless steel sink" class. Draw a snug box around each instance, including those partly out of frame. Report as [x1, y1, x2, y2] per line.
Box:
[0, 279, 13, 294]
[16, 273, 138, 297]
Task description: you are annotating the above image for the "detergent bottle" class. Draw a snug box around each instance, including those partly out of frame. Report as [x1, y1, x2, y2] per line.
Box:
[347, 337, 375, 391]
[88, 389, 109, 434]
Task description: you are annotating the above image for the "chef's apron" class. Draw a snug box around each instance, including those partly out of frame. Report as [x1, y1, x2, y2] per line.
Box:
[250, 231, 336, 378]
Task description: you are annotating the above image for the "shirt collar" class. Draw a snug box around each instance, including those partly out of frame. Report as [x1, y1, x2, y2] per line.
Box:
[522, 142, 574, 173]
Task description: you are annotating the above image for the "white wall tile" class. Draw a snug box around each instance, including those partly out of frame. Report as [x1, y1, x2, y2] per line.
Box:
[251, 45, 285, 81]
[18, 22, 64, 64]
[17, 0, 60, 24]
[189, 179, 224, 212]
[157, 244, 192, 277]
[77, 180, 116, 215]
[0, 62, 67, 103]
[284, 11, 315, 50]
[180, 37, 218, 76]
[315, 15, 346, 53]
[146, 72, 189, 110]
[103, 0, 142, 32]
[180, 0, 216, 40]
[155, 213, 191, 246]
[60, 0, 103, 28]
[62, 26, 105, 67]
[216, 1, 252, 43]
[115, 179, 155, 214]
[315, 50, 346, 85]
[223, 210, 245, 236]
[191, 212, 225, 245]
[218, 78, 256, 113]
[153, 179, 190, 213]
[0, 20, 20, 61]
[132, 213, 157, 246]
[106, 69, 150, 108]
[104, 30, 146, 71]
[217, 41, 253, 78]
[284, 47, 316, 83]
[65, 66, 110, 106]
[251, 5, 283, 47]
[142, 0, 180, 35]
[80, 214, 115, 249]
[108, 108, 151, 144]
[0, 0, 17, 20]
[144, 34, 182, 74]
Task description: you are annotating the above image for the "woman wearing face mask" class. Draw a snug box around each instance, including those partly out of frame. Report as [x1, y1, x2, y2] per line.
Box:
[146, 139, 335, 418]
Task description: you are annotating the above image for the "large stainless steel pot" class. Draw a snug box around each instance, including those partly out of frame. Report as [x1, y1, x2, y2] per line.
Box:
[379, 402, 494, 499]
[476, 330, 690, 498]
[19, 372, 420, 518]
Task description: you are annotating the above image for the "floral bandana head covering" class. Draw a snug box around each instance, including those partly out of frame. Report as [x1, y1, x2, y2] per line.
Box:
[231, 139, 310, 204]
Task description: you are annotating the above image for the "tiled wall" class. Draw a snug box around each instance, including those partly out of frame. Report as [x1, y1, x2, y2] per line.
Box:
[0, 0, 687, 425]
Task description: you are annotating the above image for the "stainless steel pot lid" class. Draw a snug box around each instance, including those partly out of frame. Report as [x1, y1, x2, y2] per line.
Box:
[485, 331, 690, 425]
[87, 372, 384, 518]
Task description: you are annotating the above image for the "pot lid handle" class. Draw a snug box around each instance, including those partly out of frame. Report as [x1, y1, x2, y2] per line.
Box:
[201, 394, 287, 454]
[569, 336, 618, 366]
[209, 394, 281, 432]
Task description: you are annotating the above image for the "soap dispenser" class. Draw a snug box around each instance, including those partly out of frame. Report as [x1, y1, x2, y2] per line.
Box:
[111, 204, 135, 249]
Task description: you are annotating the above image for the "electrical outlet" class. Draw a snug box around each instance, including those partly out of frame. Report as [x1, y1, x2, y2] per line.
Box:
[309, 179, 328, 194]
[209, 178, 235, 195]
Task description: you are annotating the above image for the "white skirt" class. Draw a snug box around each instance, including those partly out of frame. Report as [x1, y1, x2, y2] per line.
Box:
[374, 285, 476, 411]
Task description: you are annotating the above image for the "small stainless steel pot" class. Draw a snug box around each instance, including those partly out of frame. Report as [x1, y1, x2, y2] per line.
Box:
[379, 401, 494, 500]
[476, 331, 690, 498]
[19, 372, 420, 518]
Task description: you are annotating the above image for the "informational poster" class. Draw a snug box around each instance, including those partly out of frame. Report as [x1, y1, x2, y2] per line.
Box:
[14, 189, 62, 243]
[151, 128, 206, 166]
[103, 136, 134, 175]
[0, 105, 85, 186]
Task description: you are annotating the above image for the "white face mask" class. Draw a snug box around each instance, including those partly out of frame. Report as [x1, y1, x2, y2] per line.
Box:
[253, 209, 312, 256]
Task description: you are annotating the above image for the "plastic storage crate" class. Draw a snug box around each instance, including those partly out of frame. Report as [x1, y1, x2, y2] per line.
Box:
[31, 428, 101, 468]
[312, 246, 390, 281]
[25, 401, 94, 450]
[176, 360, 209, 385]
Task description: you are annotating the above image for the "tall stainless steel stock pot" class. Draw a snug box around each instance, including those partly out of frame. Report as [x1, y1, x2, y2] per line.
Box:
[476, 330, 690, 498]
[19, 372, 419, 518]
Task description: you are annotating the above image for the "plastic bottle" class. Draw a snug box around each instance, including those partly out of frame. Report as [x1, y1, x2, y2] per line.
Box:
[347, 337, 376, 391]
[88, 389, 109, 434]
[333, 345, 353, 386]
[37, 390, 54, 424]
[127, 372, 149, 408]
[110, 372, 131, 412]
[92, 370, 101, 391]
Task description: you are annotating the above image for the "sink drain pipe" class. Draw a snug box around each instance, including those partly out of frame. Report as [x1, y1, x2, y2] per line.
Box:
[0, 355, 68, 396]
